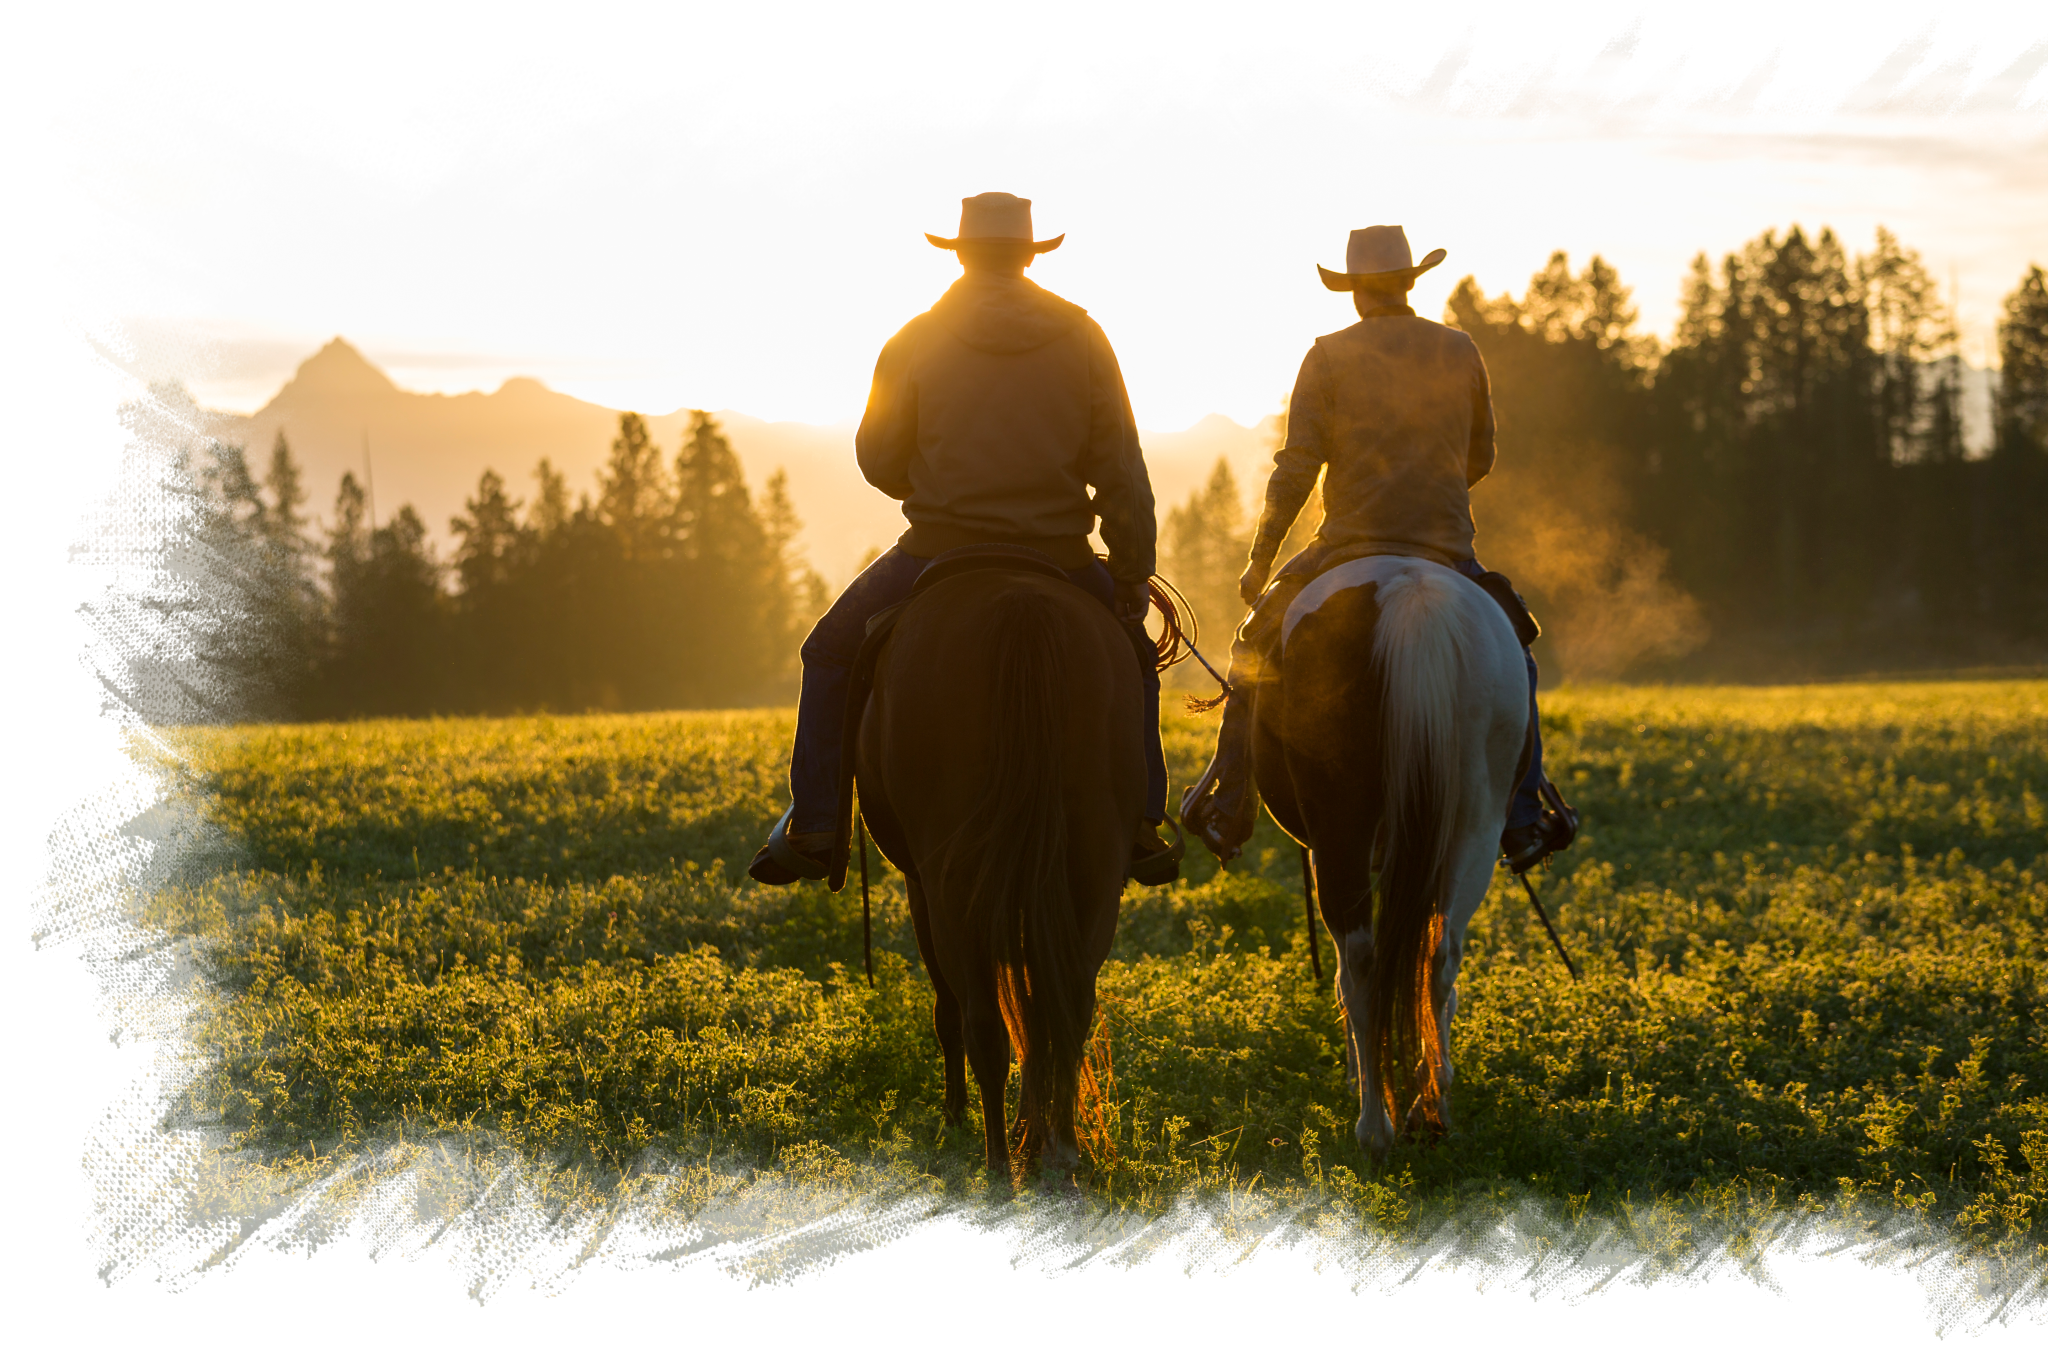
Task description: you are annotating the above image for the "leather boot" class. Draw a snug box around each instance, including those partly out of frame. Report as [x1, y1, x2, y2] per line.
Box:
[1128, 817, 1186, 886]
[1180, 688, 1259, 862]
[1500, 779, 1579, 874]
[747, 806, 834, 885]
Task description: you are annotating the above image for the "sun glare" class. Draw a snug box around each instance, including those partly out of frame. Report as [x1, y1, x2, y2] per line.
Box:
[56, 24, 2039, 429]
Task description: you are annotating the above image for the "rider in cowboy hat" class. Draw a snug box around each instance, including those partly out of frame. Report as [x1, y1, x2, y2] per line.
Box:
[750, 192, 1178, 887]
[1179, 225, 1577, 871]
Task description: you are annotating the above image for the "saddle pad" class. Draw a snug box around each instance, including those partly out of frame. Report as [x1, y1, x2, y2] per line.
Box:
[913, 542, 1068, 594]
[1280, 554, 1469, 656]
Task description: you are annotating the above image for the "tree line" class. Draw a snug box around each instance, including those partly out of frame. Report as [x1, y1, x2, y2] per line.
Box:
[188, 410, 826, 719]
[182, 224, 2046, 722]
[1160, 226, 2048, 681]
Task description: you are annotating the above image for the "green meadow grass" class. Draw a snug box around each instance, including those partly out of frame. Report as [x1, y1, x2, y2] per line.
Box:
[147, 682, 2048, 1267]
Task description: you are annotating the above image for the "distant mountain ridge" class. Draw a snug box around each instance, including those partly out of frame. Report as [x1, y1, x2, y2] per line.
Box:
[211, 338, 1282, 586]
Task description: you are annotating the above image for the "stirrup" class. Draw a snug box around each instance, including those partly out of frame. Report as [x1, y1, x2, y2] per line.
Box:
[1128, 816, 1186, 887]
[1181, 767, 1256, 863]
[1500, 780, 1579, 875]
[748, 807, 831, 885]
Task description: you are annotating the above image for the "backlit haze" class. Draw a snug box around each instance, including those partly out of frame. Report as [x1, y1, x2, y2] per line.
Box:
[36, 3, 2044, 434]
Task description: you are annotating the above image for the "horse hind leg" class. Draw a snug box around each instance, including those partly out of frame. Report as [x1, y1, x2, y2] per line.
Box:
[1407, 829, 1503, 1141]
[1024, 1064, 1089, 1203]
[907, 878, 969, 1125]
[1336, 926, 1396, 1159]
[962, 1004, 1014, 1185]
[1031, 974, 1100, 1181]
[1397, 934, 1461, 1145]
[1408, 918, 1470, 1141]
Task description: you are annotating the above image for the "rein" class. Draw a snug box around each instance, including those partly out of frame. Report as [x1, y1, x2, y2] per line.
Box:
[1301, 845, 1324, 983]
[857, 800, 873, 988]
[1513, 867, 1580, 982]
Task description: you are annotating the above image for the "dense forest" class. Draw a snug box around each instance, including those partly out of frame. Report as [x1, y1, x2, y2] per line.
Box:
[164, 222, 2047, 720]
[179, 410, 826, 719]
[1163, 225, 2048, 686]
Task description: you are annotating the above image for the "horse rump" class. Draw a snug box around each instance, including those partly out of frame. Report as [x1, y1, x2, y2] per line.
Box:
[1364, 570, 1468, 1135]
[961, 585, 1095, 1162]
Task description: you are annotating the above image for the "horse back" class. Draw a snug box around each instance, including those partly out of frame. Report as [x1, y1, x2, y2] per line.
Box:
[856, 570, 1144, 885]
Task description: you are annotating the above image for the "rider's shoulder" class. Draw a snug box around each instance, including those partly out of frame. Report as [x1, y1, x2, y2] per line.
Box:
[1316, 315, 1463, 343]
[1316, 316, 1479, 362]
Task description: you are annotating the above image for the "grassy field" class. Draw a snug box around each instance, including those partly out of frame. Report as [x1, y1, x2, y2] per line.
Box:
[145, 682, 2048, 1270]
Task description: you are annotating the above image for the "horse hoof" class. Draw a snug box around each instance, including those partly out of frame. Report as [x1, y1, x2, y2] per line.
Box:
[1356, 1116, 1396, 1161]
[1041, 1172, 1084, 1201]
[1399, 1100, 1449, 1146]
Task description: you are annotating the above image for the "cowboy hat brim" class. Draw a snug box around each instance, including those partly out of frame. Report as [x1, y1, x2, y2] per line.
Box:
[926, 232, 1065, 253]
[1319, 247, 1447, 291]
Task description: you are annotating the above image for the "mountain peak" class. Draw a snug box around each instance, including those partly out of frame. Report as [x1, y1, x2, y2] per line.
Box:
[288, 337, 399, 397]
[130, 378, 199, 411]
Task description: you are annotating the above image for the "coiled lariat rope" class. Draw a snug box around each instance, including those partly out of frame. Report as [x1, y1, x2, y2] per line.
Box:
[1143, 572, 1233, 711]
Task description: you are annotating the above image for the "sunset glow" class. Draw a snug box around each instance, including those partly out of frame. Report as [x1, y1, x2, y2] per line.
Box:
[30, 4, 2045, 430]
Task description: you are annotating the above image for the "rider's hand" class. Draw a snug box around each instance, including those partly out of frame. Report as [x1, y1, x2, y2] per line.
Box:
[1239, 561, 1271, 607]
[1115, 578, 1151, 624]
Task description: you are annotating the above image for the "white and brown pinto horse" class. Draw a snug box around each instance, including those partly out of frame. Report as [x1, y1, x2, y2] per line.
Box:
[1256, 555, 1529, 1157]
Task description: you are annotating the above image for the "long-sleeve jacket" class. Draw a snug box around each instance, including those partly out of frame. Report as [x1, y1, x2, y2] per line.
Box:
[1251, 306, 1496, 569]
[855, 273, 1157, 583]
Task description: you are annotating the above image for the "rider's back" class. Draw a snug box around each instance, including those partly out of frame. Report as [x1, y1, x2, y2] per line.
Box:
[855, 273, 1154, 580]
[1286, 314, 1495, 568]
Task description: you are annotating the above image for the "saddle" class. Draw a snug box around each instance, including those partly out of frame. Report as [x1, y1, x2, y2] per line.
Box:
[1468, 569, 1542, 649]
[826, 544, 1136, 890]
[1233, 555, 1544, 812]
[1252, 551, 1540, 671]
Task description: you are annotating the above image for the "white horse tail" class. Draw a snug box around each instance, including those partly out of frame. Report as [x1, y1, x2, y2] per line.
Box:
[1365, 566, 1479, 1129]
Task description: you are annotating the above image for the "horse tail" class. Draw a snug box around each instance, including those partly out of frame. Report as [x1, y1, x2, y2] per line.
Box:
[1365, 570, 1468, 1129]
[967, 586, 1089, 1157]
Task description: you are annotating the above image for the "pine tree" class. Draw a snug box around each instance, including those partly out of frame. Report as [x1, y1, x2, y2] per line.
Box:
[596, 413, 668, 560]
[447, 468, 529, 709]
[254, 433, 323, 713]
[1996, 265, 2048, 453]
[1987, 265, 2048, 642]
[759, 467, 827, 691]
[565, 414, 673, 707]
[672, 411, 775, 703]
[519, 456, 593, 709]
[1161, 457, 1250, 685]
[1860, 226, 1955, 465]
[120, 444, 276, 720]
[1650, 227, 1880, 643]
[324, 473, 448, 717]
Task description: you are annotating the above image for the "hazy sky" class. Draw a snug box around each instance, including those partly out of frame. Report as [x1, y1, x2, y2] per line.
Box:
[21, 3, 2048, 429]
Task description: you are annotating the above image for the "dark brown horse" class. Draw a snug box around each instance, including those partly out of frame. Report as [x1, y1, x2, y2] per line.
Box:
[1251, 555, 1528, 1156]
[852, 566, 1144, 1181]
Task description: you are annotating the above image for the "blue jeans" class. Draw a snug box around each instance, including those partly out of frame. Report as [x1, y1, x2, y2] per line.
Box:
[788, 546, 1169, 833]
[1270, 547, 1548, 829]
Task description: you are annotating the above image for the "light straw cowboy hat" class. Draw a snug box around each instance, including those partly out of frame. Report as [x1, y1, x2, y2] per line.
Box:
[925, 192, 1065, 253]
[1318, 225, 1446, 290]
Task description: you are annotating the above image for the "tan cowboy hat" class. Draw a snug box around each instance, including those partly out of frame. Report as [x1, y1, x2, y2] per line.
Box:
[1318, 225, 1446, 290]
[925, 192, 1065, 253]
